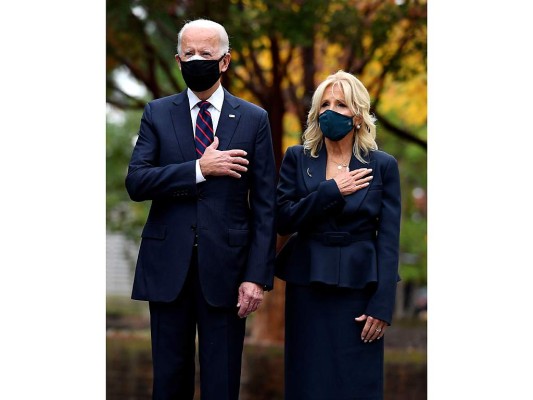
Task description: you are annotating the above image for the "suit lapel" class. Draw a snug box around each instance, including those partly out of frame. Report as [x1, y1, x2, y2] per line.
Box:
[345, 152, 376, 213]
[216, 89, 241, 150]
[301, 145, 376, 207]
[302, 145, 327, 193]
[170, 92, 196, 161]
[301, 145, 377, 227]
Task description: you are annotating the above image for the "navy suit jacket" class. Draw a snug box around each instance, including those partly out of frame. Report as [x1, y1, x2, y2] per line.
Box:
[275, 144, 401, 324]
[125, 89, 277, 307]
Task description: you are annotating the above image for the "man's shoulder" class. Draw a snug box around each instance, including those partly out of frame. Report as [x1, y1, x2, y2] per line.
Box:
[147, 92, 185, 108]
[224, 90, 266, 115]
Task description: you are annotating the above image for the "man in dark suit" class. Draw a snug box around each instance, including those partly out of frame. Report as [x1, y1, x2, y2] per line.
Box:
[125, 18, 277, 400]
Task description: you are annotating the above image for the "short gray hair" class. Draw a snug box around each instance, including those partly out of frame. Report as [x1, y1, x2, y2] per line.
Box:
[177, 19, 230, 56]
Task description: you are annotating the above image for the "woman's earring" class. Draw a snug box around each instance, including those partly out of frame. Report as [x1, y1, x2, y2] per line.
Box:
[356, 124, 361, 130]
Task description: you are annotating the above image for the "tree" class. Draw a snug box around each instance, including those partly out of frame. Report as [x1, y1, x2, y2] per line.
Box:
[107, 0, 427, 343]
[107, 0, 427, 164]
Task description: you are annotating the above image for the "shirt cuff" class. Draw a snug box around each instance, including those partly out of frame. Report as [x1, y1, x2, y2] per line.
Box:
[195, 160, 206, 183]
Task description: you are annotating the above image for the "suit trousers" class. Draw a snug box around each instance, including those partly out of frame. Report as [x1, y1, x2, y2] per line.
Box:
[148, 248, 246, 400]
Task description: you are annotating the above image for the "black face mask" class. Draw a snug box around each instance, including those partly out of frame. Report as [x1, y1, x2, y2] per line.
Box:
[179, 54, 226, 92]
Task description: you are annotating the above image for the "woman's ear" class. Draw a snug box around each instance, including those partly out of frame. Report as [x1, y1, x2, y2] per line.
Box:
[354, 115, 363, 128]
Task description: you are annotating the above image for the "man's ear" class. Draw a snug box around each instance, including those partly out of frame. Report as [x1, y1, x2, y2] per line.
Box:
[175, 54, 182, 69]
[221, 53, 231, 72]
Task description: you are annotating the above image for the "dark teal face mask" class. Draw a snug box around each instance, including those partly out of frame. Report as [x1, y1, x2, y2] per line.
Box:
[318, 109, 354, 141]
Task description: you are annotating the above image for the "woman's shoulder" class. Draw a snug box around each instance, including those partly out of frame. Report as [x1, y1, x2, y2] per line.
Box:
[286, 144, 305, 152]
[370, 149, 397, 164]
[284, 144, 307, 158]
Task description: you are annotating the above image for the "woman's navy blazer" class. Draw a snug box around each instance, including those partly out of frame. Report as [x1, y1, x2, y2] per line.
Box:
[275, 144, 401, 324]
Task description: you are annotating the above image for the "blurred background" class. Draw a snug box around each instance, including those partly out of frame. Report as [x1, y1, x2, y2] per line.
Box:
[106, 0, 427, 398]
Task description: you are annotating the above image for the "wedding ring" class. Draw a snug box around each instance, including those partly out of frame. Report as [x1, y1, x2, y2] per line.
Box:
[375, 328, 382, 333]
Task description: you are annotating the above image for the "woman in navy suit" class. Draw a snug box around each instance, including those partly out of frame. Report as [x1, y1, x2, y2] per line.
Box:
[276, 70, 401, 400]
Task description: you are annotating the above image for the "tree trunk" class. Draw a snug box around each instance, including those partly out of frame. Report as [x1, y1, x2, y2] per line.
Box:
[249, 278, 286, 345]
[249, 234, 291, 345]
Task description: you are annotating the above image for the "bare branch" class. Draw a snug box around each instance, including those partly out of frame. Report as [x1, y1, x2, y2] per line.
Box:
[106, 81, 146, 109]
[374, 110, 427, 150]
[231, 68, 268, 105]
[106, 97, 144, 110]
[153, 49, 182, 94]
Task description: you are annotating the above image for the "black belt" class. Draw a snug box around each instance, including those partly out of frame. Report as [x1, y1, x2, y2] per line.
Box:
[307, 231, 376, 246]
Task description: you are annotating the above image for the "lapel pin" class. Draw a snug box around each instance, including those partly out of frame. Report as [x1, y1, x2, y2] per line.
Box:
[306, 168, 312, 178]
[229, 114, 235, 118]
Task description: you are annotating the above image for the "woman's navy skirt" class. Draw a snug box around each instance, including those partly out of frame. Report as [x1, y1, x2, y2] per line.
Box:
[284, 282, 384, 400]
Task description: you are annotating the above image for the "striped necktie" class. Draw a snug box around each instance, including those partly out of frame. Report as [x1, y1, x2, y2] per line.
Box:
[195, 101, 214, 158]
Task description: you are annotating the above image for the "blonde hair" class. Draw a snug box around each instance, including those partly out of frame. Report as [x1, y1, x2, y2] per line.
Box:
[177, 19, 230, 56]
[303, 70, 378, 163]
